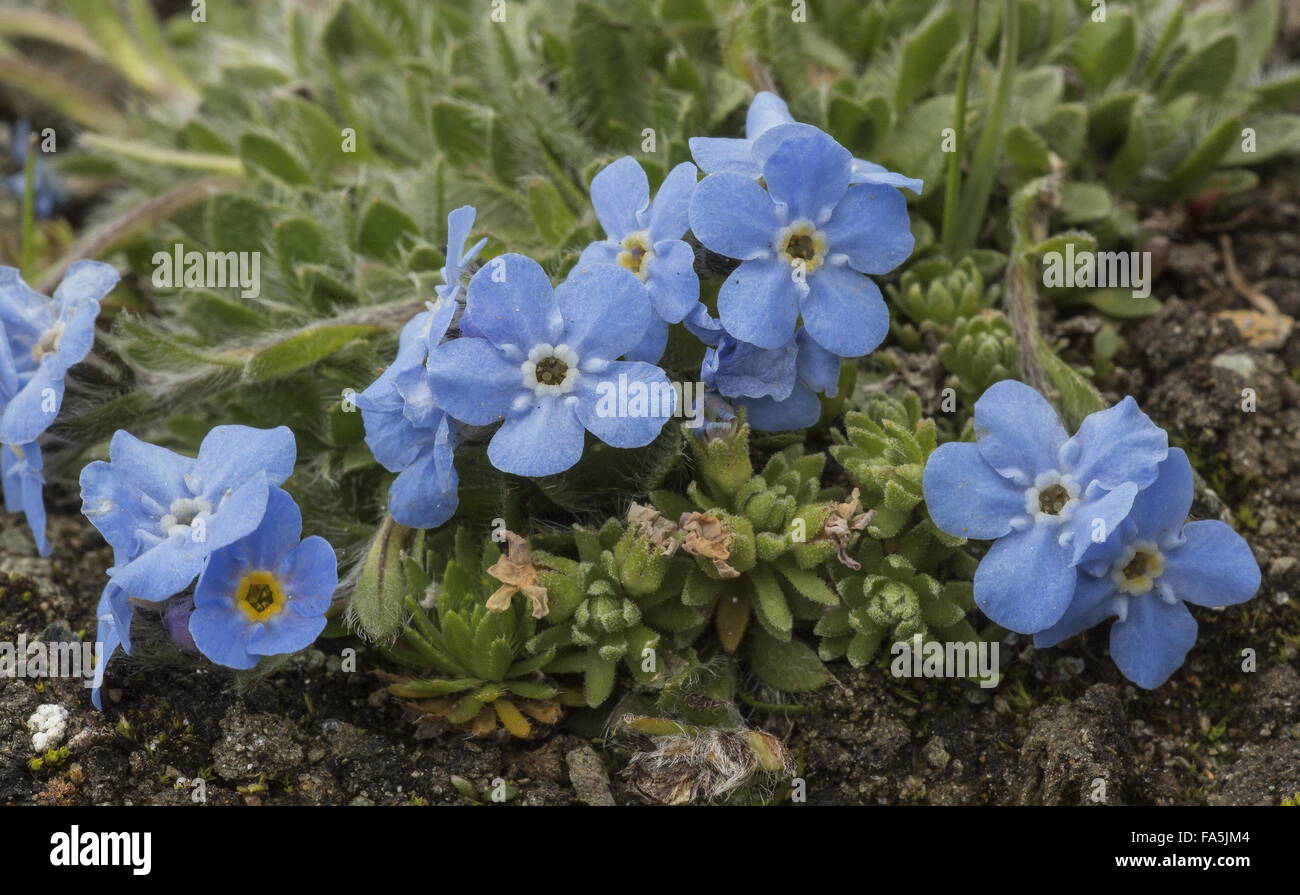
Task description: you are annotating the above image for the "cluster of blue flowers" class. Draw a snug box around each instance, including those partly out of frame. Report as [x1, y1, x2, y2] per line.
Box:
[1, 261, 117, 555]
[1, 91, 1261, 705]
[359, 92, 922, 524]
[80, 425, 337, 706]
[0, 262, 338, 706]
[923, 380, 1260, 688]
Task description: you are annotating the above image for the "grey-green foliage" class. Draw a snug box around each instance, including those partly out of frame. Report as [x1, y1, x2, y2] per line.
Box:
[816, 525, 979, 669]
[939, 311, 1021, 405]
[380, 528, 562, 737]
[830, 390, 938, 539]
[527, 520, 697, 708]
[889, 256, 1001, 349]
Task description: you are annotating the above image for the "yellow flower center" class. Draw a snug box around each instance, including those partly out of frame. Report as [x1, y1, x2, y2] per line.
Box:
[33, 320, 65, 362]
[235, 571, 286, 622]
[617, 231, 654, 279]
[776, 220, 827, 274]
[1112, 544, 1164, 596]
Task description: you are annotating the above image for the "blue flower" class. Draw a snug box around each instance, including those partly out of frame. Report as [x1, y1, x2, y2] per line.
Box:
[702, 328, 840, 431]
[688, 129, 913, 356]
[688, 91, 923, 194]
[358, 297, 460, 528]
[189, 487, 337, 670]
[79, 425, 296, 602]
[1035, 449, 1259, 688]
[0, 260, 118, 445]
[922, 380, 1168, 634]
[427, 253, 675, 477]
[0, 261, 117, 554]
[2, 441, 48, 555]
[357, 206, 484, 527]
[7, 121, 66, 219]
[576, 157, 701, 362]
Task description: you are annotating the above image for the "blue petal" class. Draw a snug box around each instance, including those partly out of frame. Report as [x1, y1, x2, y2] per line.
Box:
[1033, 572, 1120, 648]
[647, 161, 697, 242]
[193, 535, 247, 611]
[577, 240, 620, 269]
[44, 290, 101, 378]
[973, 522, 1077, 633]
[850, 158, 924, 195]
[704, 336, 798, 401]
[107, 429, 193, 500]
[195, 470, 273, 552]
[359, 379, 425, 472]
[1061, 396, 1168, 491]
[576, 360, 674, 448]
[280, 535, 338, 614]
[644, 239, 700, 323]
[1160, 520, 1260, 607]
[972, 380, 1068, 482]
[688, 172, 779, 261]
[801, 264, 889, 358]
[1066, 480, 1138, 565]
[195, 425, 296, 495]
[739, 382, 821, 431]
[463, 253, 564, 350]
[923, 441, 1025, 540]
[0, 266, 49, 344]
[442, 205, 480, 285]
[554, 263, 652, 360]
[1109, 595, 1197, 689]
[822, 183, 915, 275]
[488, 397, 586, 476]
[110, 533, 212, 602]
[745, 91, 795, 137]
[2, 441, 48, 555]
[624, 315, 669, 364]
[79, 431, 193, 560]
[687, 136, 759, 177]
[54, 259, 119, 312]
[90, 584, 128, 710]
[387, 419, 459, 529]
[189, 603, 258, 670]
[239, 487, 303, 569]
[426, 337, 521, 425]
[0, 363, 61, 444]
[795, 329, 841, 395]
[683, 303, 724, 346]
[761, 131, 851, 224]
[1127, 448, 1194, 545]
[751, 122, 824, 169]
[717, 256, 800, 349]
[590, 156, 649, 240]
[246, 608, 327, 658]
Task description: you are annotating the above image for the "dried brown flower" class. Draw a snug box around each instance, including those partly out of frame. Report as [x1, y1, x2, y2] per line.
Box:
[679, 512, 739, 578]
[486, 531, 549, 618]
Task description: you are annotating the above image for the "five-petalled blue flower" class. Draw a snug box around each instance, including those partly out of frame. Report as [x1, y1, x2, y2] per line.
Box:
[923, 380, 1168, 634]
[688, 129, 913, 357]
[80, 425, 296, 601]
[1035, 448, 1259, 688]
[357, 206, 482, 528]
[689, 91, 924, 195]
[576, 157, 701, 362]
[427, 253, 675, 477]
[189, 486, 338, 670]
